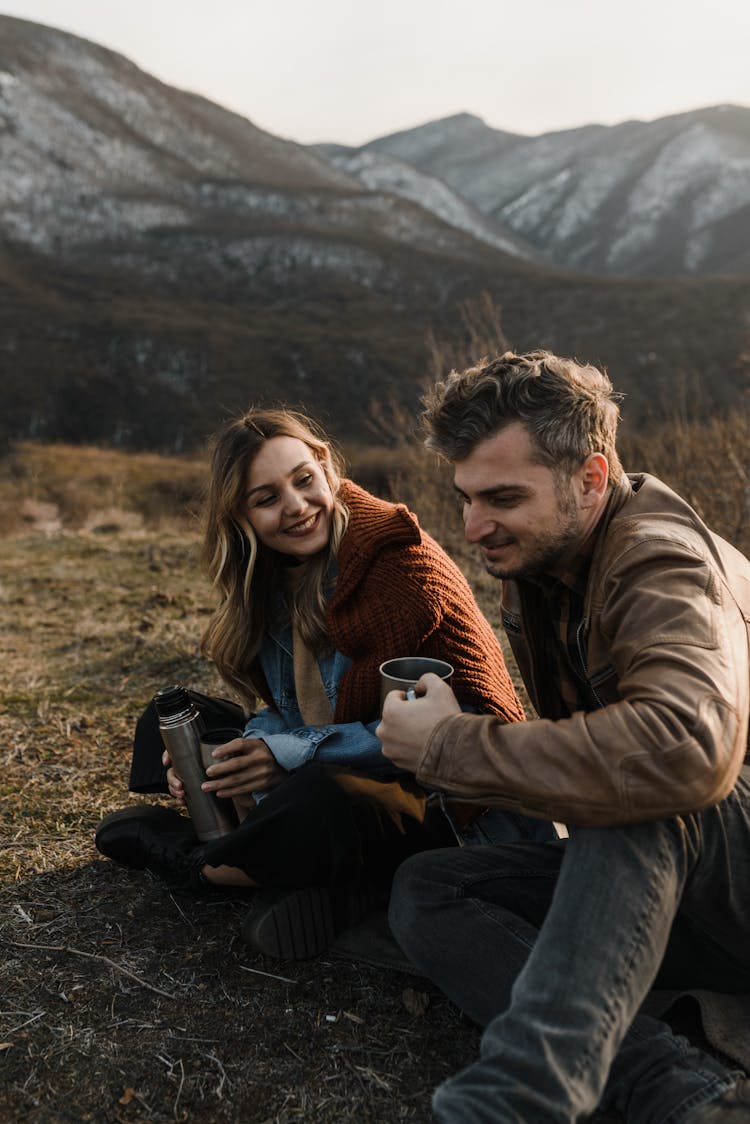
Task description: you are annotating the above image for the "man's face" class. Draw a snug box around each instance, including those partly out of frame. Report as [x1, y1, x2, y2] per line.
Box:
[453, 422, 585, 581]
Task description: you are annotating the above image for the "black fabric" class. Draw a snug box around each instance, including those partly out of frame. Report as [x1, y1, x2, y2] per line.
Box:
[129, 691, 455, 889]
[202, 762, 455, 890]
[129, 690, 246, 793]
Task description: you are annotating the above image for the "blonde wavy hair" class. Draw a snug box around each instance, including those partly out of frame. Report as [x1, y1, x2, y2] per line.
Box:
[200, 408, 349, 709]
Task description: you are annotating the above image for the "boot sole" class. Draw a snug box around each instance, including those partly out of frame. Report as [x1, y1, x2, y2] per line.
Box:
[241, 886, 336, 960]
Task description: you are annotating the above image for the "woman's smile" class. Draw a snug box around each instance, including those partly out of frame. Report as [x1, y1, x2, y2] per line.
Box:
[243, 436, 335, 560]
[284, 511, 322, 536]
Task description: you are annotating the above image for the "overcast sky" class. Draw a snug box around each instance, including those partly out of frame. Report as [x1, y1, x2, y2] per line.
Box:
[2, 0, 749, 144]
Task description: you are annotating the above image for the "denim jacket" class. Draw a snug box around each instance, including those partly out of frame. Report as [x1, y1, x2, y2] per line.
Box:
[243, 619, 402, 782]
[244, 617, 556, 844]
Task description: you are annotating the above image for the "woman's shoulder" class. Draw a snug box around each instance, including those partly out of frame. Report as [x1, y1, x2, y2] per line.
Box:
[338, 480, 421, 553]
[339, 480, 468, 578]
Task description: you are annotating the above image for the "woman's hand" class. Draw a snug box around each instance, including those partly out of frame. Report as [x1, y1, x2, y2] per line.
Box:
[202, 736, 287, 798]
[162, 749, 187, 805]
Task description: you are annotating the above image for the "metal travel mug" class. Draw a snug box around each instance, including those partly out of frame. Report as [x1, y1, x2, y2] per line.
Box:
[378, 657, 454, 708]
[199, 727, 244, 771]
[153, 686, 239, 841]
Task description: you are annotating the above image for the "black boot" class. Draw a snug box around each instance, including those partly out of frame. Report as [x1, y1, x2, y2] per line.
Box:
[95, 804, 206, 891]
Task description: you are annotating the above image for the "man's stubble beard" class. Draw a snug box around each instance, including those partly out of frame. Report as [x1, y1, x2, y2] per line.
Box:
[483, 487, 581, 583]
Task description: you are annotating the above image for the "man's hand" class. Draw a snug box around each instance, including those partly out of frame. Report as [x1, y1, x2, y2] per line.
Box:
[202, 736, 287, 798]
[376, 673, 461, 773]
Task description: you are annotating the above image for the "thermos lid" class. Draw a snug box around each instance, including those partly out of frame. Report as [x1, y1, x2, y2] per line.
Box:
[153, 685, 191, 717]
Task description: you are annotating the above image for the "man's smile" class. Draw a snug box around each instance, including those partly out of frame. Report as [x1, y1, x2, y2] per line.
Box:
[481, 538, 515, 553]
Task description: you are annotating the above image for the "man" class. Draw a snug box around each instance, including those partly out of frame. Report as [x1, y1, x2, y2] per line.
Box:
[377, 350, 750, 1122]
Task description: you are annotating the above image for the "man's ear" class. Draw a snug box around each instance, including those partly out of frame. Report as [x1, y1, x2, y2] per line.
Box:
[579, 453, 609, 508]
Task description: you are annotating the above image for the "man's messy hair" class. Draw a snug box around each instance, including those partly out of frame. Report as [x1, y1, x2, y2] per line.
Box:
[421, 350, 624, 486]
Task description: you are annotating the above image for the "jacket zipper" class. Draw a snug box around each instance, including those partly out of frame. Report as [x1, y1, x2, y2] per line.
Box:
[576, 618, 606, 709]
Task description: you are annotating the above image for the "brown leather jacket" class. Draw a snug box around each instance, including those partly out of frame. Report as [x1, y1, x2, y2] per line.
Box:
[415, 474, 750, 826]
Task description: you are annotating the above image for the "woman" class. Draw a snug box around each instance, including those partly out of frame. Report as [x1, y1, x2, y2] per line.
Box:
[96, 408, 550, 959]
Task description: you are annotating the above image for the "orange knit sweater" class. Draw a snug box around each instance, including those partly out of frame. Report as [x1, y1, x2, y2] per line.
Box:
[252, 480, 525, 726]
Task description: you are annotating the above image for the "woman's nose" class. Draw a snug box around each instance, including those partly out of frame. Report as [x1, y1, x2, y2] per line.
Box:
[282, 488, 305, 515]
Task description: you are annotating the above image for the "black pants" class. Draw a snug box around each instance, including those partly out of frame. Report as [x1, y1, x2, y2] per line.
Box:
[130, 692, 455, 890]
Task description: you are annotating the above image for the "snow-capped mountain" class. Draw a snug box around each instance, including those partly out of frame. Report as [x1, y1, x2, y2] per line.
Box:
[1, 16, 542, 274]
[1, 14, 748, 454]
[0, 15, 535, 449]
[361, 108, 750, 277]
[315, 145, 536, 261]
[0, 18, 361, 251]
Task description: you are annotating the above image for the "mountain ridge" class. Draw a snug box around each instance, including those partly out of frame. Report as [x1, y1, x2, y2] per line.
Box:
[349, 104, 750, 277]
[1, 15, 749, 454]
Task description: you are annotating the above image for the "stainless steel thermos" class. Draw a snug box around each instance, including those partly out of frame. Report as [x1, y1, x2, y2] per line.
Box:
[153, 685, 238, 841]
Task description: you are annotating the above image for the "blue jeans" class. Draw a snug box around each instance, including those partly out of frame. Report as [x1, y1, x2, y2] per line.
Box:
[389, 766, 750, 1122]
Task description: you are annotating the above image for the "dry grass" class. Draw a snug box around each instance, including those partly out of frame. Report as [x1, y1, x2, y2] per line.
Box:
[0, 442, 208, 537]
[0, 523, 487, 1122]
[0, 428, 527, 1122]
[0, 529, 217, 882]
[3, 393, 748, 1121]
[620, 412, 750, 558]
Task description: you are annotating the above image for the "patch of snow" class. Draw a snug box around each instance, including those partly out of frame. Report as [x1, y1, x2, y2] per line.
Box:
[501, 168, 572, 232]
[623, 124, 726, 222]
[605, 122, 745, 268]
[684, 229, 711, 271]
[327, 150, 529, 258]
[550, 154, 633, 243]
[605, 217, 659, 269]
[691, 157, 750, 228]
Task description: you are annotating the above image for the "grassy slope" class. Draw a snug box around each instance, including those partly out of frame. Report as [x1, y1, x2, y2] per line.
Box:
[4, 422, 747, 1119]
[1, 526, 493, 1123]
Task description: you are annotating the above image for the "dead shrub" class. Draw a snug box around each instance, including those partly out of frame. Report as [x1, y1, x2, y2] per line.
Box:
[376, 297, 750, 557]
[621, 409, 750, 556]
[353, 294, 513, 548]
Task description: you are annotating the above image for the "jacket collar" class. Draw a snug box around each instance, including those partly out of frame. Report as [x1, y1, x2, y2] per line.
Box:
[583, 474, 635, 618]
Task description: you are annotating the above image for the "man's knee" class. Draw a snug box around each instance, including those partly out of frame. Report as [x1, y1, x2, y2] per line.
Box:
[389, 851, 431, 937]
[388, 846, 472, 960]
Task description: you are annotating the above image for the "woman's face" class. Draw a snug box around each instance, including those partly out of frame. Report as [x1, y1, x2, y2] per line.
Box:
[241, 435, 335, 560]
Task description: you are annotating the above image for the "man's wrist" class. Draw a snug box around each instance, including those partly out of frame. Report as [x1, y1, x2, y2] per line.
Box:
[415, 712, 465, 787]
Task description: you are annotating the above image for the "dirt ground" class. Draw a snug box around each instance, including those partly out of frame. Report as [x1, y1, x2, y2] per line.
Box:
[0, 529, 484, 1123]
[6, 523, 739, 1123]
[1, 862, 482, 1122]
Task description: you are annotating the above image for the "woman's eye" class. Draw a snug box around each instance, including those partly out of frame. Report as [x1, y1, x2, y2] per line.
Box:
[296, 473, 313, 487]
[254, 493, 276, 507]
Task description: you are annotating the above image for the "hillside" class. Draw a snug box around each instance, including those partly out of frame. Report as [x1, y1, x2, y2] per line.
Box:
[1, 15, 749, 453]
[361, 107, 750, 277]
